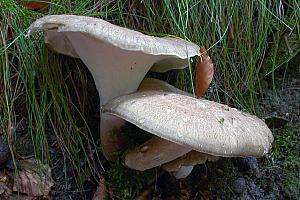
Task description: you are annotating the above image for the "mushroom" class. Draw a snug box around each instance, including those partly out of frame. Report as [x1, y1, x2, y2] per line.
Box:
[102, 90, 273, 172]
[137, 78, 217, 178]
[135, 78, 194, 174]
[27, 15, 200, 160]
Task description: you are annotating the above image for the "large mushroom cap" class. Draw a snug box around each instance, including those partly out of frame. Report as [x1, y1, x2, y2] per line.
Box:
[102, 91, 273, 158]
[27, 14, 199, 126]
[27, 15, 200, 58]
[27, 15, 200, 74]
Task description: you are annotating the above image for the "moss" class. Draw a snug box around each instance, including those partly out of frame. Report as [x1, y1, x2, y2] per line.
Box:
[264, 122, 300, 199]
[105, 159, 157, 200]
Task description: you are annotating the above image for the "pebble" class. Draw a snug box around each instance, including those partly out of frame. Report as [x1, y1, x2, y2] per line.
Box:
[243, 157, 259, 172]
[232, 177, 247, 194]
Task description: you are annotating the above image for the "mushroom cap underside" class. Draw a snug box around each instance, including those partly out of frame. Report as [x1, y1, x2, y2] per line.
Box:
[102, 91, 273, 157]
[161, 151, 219, 172]
[125, 136, 191, 171]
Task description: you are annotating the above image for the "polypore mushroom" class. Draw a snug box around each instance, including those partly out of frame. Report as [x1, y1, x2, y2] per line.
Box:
[27, 15, 200, 160]
[102, 90, 273, 172]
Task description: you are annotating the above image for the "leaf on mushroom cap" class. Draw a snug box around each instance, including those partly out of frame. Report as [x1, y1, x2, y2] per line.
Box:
[102, 91, 273, 158]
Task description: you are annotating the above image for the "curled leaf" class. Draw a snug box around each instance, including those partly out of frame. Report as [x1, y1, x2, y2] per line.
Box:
[17, 1, 49, 12]
[195, 47, 214, 98]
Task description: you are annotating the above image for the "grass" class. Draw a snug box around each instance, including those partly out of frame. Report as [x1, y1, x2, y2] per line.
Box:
[0, 0, 299, 199]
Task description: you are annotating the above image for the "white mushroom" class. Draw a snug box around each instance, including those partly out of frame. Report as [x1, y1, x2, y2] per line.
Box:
[102, 90, 273, 171]
[27, 15, 200, 160]
[136, 78, 195, 175]
[137, 78, 215, 178]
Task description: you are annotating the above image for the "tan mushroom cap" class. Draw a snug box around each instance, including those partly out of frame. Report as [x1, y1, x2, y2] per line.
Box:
[102, 91, 273, 158]
[27, 15, 200, 160]
[27, 15, 200, 74]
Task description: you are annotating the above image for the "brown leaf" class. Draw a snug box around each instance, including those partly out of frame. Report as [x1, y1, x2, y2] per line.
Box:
[0, 172, 13, 198]
[200, 191, 210, 200]
[8, 194, 37, 200]
[136, 186, 154, 200]
[195, 47, 214, 98]
[13, 159, 54, 197]
[92, 176, 108, 200]
[229, 19, 235, 40]
[17, 1, 50, 12]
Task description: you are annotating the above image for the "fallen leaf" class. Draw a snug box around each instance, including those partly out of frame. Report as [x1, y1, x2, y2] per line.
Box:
[195, 47, 214, 98]
[136, 186, 154, 200]
[229, 19, 235, 40]
[200, 190, 210, 200]
[13, 159, 54, 197]
[17, 1, 50, 12]
[92, 176, 108, 200]
[0, 172, 12, 198]
[8, 194, 37, 200]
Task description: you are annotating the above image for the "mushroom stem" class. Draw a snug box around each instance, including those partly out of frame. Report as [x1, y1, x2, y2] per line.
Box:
[100, 115, 126, 160]
[161, 151, 219, 178]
